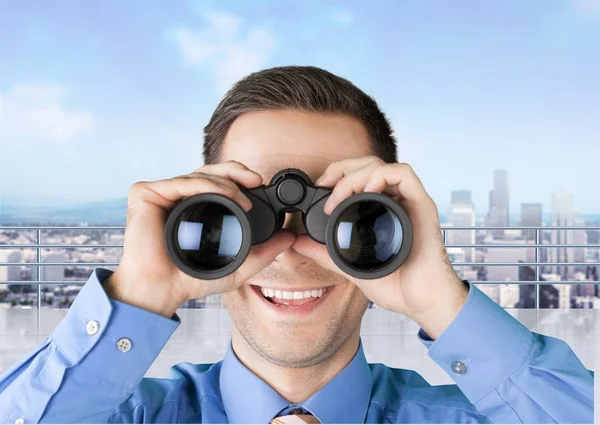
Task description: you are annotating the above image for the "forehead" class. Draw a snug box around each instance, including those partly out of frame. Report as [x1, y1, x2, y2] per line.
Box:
[220, 110, 372, 183]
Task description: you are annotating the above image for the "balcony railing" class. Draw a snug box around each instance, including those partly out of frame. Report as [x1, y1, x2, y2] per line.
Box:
[1, 225, 599, 313]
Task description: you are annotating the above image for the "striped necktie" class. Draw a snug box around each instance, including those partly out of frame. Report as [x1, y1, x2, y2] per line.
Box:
[270, 413, 320, 424]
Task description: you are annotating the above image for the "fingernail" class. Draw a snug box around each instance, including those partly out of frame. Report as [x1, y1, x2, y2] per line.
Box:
[364, 182, 374, 192]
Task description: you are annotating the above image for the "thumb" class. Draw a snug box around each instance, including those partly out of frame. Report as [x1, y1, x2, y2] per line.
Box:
[233, 229, 296, 284]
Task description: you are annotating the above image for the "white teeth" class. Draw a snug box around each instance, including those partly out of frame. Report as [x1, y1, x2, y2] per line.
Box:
[258, 286, 328, 300]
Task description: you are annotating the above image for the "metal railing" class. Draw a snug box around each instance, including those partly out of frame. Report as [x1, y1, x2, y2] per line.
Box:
[1, 225, 599, 311]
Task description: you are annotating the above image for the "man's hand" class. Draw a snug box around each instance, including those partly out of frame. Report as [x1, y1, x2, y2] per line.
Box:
[292, 156, 468, 339]
[105, 161, 295, 318]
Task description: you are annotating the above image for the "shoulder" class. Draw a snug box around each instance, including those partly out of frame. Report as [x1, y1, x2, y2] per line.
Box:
[368, 363, 490, 423]
[109, 360, 224, 423]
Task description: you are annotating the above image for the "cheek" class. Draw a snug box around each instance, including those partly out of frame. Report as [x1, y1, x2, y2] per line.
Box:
[221, 290, 247, 312]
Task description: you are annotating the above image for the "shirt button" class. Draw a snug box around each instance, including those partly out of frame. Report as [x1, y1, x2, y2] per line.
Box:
[116, 338, 132, 353]
[15, 418, 25, 424]
[451, 361, 467, 375]
[86, 320, 100, 335]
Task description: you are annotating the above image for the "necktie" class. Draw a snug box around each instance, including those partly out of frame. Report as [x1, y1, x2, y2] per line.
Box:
[270, 413, 321, 424]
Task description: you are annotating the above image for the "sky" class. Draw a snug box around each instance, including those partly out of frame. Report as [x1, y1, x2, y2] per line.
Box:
[0, 0, 599, 214]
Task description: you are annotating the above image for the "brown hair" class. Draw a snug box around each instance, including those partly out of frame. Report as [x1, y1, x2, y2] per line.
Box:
[203, 65, 397, 164]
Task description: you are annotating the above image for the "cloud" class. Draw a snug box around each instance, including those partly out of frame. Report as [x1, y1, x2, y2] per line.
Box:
[331, 10, 354, 26]
[0, 83, 93, 144]
[166, 10, 275, 93]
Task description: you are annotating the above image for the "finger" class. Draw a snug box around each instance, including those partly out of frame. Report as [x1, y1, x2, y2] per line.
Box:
[131, 176, 248, 211]
[184, 173, 254, 211]
[363, 163, 437, 218]
[315, 155, 383, 187]
[364, 163, 429, 202]
[233, 229, 297, 285]
[322, 161, 382, 214]
[197, 160, 263, 188]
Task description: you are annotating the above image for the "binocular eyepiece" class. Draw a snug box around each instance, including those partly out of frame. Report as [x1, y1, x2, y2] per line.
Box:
[164, 168, 412, 280]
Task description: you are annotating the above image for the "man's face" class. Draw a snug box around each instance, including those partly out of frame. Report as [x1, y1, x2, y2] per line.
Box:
[220, 110, 372, 368]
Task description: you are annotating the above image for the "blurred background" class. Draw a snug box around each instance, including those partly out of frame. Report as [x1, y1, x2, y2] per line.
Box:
[0, 0, 598, 383]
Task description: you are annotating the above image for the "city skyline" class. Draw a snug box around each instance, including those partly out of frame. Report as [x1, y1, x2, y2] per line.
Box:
[2, 167, 599, 225]
[2, 166, 598, 310]
[1, 1, 599, 212]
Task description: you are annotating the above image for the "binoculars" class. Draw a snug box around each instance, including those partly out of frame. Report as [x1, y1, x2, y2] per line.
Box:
[164, 168, 412, 280]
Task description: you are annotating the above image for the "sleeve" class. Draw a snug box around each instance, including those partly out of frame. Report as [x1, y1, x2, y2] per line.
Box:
[417, 280, 594, 424]
[0, 268, 180, 424]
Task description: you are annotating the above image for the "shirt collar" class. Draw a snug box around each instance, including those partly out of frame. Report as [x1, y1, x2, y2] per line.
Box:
[219, 338, 372, 424]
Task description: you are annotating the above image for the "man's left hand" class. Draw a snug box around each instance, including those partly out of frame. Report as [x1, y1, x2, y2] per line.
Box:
[292, 156, 469, 340]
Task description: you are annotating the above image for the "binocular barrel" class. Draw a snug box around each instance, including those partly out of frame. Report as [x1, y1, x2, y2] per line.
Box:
[165, 168, 413, 280]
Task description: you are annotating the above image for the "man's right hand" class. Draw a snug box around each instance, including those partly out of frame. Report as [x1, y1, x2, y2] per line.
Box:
[103, 160, 296, 318]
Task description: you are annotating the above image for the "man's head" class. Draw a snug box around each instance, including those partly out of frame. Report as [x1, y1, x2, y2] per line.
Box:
[204, 66, 397, 369]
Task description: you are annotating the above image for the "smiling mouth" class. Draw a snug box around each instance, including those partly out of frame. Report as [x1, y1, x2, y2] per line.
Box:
[253, 285, 330, 306]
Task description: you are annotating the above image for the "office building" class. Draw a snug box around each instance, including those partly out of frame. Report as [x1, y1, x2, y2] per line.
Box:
[447, 192, 476, 263]
[451, 190, 472, 205]
[485, 240, 530, 282]
[41, 252, 66, 282]
[572, 216, 587, 274]
[520, 203, 542, 241]
[486, 170, 509, 238]
[0, 250, 21, 282]
[499, 284, 520, 308]
[517, 265, 537, 308]
[550, 188, 574, 279]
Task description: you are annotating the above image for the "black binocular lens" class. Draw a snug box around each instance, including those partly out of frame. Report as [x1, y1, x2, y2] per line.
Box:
[333, 201, 403, 270]
[175, 202, 243, 270]
[166, 193, 252, 279]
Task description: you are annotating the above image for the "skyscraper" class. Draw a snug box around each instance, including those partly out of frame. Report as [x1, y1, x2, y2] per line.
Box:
[572, 215, 587, 274]
[447, 190, 475, 263]
[551, 188, 574, 279]
[486, 240, 531, 282]
[451, 190, 472, 205]
[520, 203, 542, 241]
[486, 170, 509, 238]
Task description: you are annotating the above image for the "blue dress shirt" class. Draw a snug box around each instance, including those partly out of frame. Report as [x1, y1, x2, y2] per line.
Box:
[0, 268, 594, 423]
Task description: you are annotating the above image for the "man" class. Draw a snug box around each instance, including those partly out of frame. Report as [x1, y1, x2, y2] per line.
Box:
[0, 66, 594, 424]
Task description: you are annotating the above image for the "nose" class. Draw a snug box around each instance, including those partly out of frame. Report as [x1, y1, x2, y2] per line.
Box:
[281, 211, 307, 235]
[275, 211, 312, 269]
